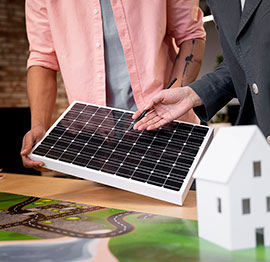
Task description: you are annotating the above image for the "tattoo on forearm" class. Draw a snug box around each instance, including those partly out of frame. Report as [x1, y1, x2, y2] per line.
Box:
[181, 39, 195, 87]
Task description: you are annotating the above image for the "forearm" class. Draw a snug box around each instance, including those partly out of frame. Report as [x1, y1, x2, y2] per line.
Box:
[27, 66, 57, 130]
[172, 38, 205, 87]
[189, 61, 235, 121]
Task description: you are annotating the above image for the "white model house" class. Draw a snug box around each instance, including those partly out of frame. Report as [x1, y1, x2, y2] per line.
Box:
[193, 125, 270, 251]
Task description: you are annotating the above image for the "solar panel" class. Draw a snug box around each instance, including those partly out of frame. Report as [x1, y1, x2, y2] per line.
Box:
[29, 102, 213, 205]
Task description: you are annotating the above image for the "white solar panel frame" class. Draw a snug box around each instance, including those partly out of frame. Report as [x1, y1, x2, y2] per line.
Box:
[29, 101, 213, 205]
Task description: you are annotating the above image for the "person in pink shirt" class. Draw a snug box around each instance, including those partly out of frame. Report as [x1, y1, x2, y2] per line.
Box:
[21, 0, 206, 170]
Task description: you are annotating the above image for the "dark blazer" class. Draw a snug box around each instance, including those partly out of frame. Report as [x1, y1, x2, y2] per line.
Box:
[190, 0, 270, 140]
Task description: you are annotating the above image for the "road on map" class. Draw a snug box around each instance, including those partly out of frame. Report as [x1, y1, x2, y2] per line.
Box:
[1, 197, 141, 238]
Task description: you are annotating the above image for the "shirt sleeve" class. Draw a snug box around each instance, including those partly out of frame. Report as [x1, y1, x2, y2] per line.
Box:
[25, 0, 60, 71]
[167, 0, 206, 46]
[189, 61, 236, 122]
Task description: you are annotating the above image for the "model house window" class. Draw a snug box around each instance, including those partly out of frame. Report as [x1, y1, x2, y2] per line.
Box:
[267, 196, 270, 212]
[217, 198, 222, 213]
[253, 161, 261, 177]
[242, 199, 251, 214]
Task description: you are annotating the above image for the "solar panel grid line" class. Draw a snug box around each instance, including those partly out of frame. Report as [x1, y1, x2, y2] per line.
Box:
[83, 109, 136, 172]
[109, 135, 148, 178]
[31, 103, 77, 153]
[98, 114, 139, 174]
[30, 152, 188, 204]
[48, 118, 192, 175]
[45, 106, 100, 164]
[98, 109, 192, 190]
[122, 131, 161, 180]
[47, 106, 158, 178]
[34, 110, 198, 180]
[148, 130, 198, 189]
[75, 109, 115, 168]
[34, 106, 81, 160]
[142, 126, 179, 186]
[29, 101, 214, 205]
[128, 131, 162, 181]
[113, 117, 194, 187]
[133, 137, 176, 183]
[161, 127, 193, 189]
[67, 106, 120, 168]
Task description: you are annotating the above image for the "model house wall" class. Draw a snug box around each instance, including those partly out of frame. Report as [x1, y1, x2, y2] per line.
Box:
[196, 180, 232, 249]
[194, 126, 270, 251]
[229, 133, 270, 250]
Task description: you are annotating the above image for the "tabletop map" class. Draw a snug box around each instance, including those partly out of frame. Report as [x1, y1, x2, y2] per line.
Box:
[0, 192, 269, 262]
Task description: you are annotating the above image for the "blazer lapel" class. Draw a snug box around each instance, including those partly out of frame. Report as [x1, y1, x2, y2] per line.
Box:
[236, 0, 262, 39]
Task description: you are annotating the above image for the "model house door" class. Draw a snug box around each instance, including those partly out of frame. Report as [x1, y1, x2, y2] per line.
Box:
[256, 228, 264, 246]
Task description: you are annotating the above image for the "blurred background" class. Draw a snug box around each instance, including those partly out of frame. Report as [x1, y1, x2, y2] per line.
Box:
[0, 0, 238, 175]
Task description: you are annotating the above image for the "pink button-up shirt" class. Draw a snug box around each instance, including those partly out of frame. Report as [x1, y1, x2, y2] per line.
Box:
[26, 0, 205, 109]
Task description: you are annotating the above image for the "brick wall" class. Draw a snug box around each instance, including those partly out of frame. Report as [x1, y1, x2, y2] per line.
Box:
[0, 0, 68, 122]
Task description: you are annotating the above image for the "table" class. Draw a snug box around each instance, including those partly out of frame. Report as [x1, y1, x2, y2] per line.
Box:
[0, 172, 197, 220]
[1, 174, 267, 262]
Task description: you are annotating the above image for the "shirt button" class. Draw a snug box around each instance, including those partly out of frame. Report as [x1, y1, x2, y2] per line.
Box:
[98, 73, 102, 79]
[93, 9, 98, 14]
[96, 42, 101, 47]
[252, 83, 259, 95]
[267, 136, 270, 145]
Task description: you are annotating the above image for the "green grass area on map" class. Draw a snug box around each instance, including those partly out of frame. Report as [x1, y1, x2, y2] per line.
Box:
[0, 231, 40, 241]
[25, 199, 60, 208]
[0, 193, 30, 209]
[81, 209, 126, 230]
[108, 214, 270, 262]
[0, 193, 60, 242]
[0, 193, 60, 209]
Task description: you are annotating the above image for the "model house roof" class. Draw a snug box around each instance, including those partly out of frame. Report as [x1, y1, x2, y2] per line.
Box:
[193, 125, 270, 183]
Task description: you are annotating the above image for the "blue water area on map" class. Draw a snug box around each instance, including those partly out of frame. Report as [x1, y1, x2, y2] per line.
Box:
[0, 238, 97, 262]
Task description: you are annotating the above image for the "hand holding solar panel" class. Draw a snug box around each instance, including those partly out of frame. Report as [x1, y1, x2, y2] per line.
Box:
[29, 102, 213, 205]
[21, 125, 48, 171]
[133, 86, 203, 131]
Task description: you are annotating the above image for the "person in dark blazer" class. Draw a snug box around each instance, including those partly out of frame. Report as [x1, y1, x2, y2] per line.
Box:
[133, 0, 270, 144]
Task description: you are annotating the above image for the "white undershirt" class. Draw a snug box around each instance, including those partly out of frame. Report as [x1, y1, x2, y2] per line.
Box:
[241, 0, 246, 10]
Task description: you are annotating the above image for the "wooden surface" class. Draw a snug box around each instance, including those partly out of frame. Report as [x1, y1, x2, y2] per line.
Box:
[0, 173, 197, 220]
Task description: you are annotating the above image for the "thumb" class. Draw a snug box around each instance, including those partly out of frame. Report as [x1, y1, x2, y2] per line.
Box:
[133, 92, 165, 120]
[132, 100, 156, 120]
[145, 91, 166, 109]
[21, 132, 35, 156]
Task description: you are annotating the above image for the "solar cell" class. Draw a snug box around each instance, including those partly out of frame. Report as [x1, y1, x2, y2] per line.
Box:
[30, 102, 213, 205]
